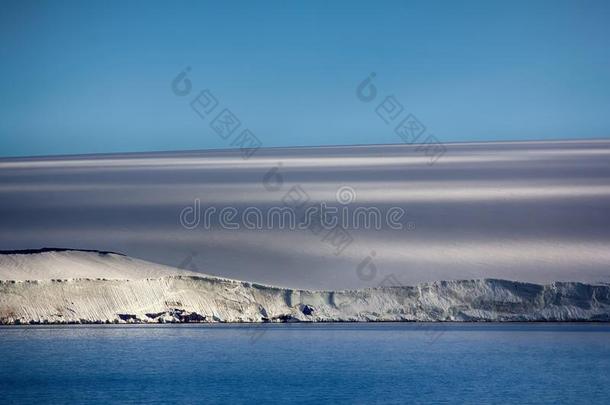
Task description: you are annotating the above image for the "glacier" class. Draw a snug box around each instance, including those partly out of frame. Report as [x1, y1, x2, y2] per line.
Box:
[1, 249, 609, 324]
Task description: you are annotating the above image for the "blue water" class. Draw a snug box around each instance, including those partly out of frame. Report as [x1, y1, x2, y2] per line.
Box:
[1, 324, 609, 404]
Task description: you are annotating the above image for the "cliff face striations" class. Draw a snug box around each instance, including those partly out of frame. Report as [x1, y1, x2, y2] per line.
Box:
[1, 250, 609, 324]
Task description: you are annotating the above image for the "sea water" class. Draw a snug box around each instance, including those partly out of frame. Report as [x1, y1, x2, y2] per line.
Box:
[1, 323, 609, 404]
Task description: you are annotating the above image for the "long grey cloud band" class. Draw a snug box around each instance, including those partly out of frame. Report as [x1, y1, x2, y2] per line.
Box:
[0, 140, 609, 289]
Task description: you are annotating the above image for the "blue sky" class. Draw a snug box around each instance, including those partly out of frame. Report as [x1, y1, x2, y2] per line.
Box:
[1, 0, 609, 157]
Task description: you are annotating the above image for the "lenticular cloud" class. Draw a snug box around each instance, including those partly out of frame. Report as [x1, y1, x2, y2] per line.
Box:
[0, 140, 609, 289]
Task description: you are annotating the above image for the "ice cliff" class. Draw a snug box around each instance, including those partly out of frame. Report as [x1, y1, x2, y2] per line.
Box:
[1, 249, 609, 324]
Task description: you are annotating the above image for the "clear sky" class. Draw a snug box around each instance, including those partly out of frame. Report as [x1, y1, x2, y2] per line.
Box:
[1, 0, 609, 157]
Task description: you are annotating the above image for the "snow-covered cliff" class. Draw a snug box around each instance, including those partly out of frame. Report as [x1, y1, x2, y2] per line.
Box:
[1, 250, 609, 324]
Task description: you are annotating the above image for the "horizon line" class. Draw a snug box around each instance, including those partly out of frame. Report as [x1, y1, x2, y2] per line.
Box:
[1, 136, 610, 161]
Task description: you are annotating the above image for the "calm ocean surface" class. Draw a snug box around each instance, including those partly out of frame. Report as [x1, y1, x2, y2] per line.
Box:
[1, 323, 609, 404]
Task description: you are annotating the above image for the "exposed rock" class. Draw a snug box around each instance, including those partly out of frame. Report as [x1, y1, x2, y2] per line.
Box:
[1, 276, 609, 324]
[1, 250, 609, 325]
[300, 304, 315, 316]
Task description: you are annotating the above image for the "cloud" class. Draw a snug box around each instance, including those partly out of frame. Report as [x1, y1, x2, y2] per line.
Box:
[1, 140, 609, 289]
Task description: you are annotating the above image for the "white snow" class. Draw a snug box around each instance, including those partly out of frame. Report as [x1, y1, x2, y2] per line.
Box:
[0, 250, 201, 280]
[1, 250, 609, 324]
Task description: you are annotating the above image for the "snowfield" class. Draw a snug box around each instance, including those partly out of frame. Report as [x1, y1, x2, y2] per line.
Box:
[1, 249, 609, 324]
[0, 248, 203, 280]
